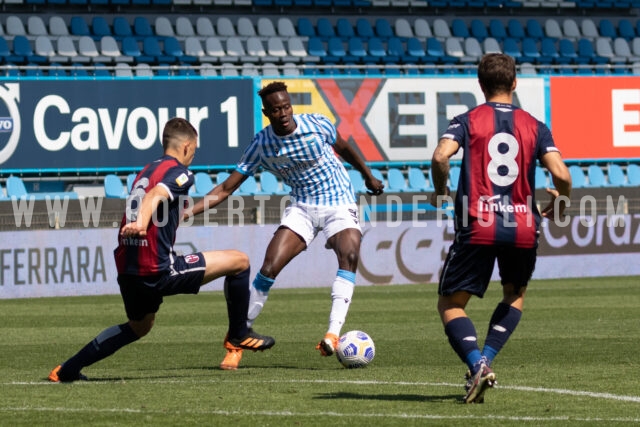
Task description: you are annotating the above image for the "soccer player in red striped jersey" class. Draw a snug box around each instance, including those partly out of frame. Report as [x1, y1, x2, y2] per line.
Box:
[430, 54, 572, 403]
[48, 118, 274, 382]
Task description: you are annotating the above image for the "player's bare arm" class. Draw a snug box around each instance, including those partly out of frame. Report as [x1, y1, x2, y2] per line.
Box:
[430, 137, 459, 207]
[333, 134, 384, 195]
[120, 184, 170, 238]
[186, 171, 247, 218]
[540, 151, 572, 221]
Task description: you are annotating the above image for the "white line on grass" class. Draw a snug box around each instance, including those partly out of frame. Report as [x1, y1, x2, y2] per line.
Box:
[9, 378, 640, 404]
[0, 406, 638, 423]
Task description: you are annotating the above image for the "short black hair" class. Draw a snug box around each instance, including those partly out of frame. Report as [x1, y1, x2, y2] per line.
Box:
[477, 53, 516, 97]
[258, 81, 288, 100]
[162, 117, 197, 151]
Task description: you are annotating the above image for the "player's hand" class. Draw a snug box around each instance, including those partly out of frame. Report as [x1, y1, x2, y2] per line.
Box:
[365, 177, 384, 195]
[430, 187, 451, 208]
[541, 187, 567, 223]
[120, 222, 147, 238]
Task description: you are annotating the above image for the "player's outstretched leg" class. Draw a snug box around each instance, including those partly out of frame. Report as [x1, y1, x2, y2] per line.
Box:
[220, 329, 276, 370]
[464, 361, 496, 403]
[316, 270, 354, 356]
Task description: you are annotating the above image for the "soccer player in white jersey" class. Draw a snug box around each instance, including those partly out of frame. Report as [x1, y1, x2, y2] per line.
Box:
[188, 81, 384, 370]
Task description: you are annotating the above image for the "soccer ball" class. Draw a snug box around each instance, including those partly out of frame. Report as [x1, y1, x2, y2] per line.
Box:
[335, 330, 375, 369]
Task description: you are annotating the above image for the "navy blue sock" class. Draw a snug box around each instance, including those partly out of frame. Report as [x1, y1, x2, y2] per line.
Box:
[482, 303, 522, 364]
[444, 317, 482, 372]
[224, 267, 251, 340]
[61, 322, 139, 377]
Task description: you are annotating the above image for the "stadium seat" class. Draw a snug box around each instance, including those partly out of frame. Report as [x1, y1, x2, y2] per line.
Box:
[407, 167, 432, 192]
[413, 18, 432, 40]
[489, 19, 508, 41]
[598, 19, 617, 40]
[237, 17, 256, 37]
[627, 164, 640, 186]
[374, 18, 393, 39]
[297, 17, 316, 38]
[35, 36, 67, 63]
[317, 18, 336, 39]
[569, 165, 586, 188]
[618, 19, 636, 41]
[427, 38, 458, 64]
[101, 36, 133, 63]
[577, 38, 608, 64]
[13, 36, 47, 64]
[483, 37, 503, 54]
[27, 16, 48, 37]
[535, 166, 549, 189]
[544, 18, 563, 40]
[7, 176, 78, 200]
[607, 164, 627, 187]
[451, 19, 470, 39]
[134, 63, 154, 77]
[217, 17, 236, 37]
[133, 17, 154, 39]
[470, 19, 489, 42]
[91, 16, 112, 38]
[347, 169, 366, 194]
[155, 17, 175, 38]
[562, 18, 582, 40]
[525, 19, 545, 40]
[238, 175, 258, 196]
[386, 168, 408, 192]
[587, 164, 607, 187]
[449, 165, 460, 188]
[196, 17, 216, 38]
[193, 172, 214, 196]
[6, 16, 26, 37]
[78, 36, 109, 63]
[104, 174, 128, 198]
[558, 39, 582, 64]
[596, 37, 627, 64]
[581, 19, 599, 40]
[277, 17, 297, 37]
[70, 17, 91, 37]
[336, 18, 355, 40]
[176, 17, 196, 38]
[433, 19, 452, 40]
[49, 16, 70, 37]
[259, 171, 287, 195]
[406, 37, 426, 63]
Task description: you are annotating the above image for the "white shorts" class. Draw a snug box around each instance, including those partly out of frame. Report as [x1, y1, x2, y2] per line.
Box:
[280, 201, 362, 246]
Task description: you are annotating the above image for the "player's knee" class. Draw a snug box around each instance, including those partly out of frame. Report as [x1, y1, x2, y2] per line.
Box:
[233, 250, 250, 272]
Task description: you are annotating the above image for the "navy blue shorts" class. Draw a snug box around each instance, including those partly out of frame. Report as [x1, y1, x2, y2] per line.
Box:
[438, 242, 536, 298]
[118, 253, 206, 321]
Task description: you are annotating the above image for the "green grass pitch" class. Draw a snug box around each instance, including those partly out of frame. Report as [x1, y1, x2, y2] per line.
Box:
[1, 277, 639, 426]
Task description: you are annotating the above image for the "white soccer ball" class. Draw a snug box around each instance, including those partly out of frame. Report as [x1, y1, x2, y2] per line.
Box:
[336, 330, 375, 369]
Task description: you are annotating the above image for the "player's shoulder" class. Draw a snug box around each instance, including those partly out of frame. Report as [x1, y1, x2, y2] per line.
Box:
[297, 113, 332, 126]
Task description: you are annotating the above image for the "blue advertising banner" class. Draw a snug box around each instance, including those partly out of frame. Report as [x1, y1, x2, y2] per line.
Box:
[0, 79, 255, 170]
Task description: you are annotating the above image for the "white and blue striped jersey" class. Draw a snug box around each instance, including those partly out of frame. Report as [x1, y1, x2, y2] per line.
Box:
[236, 113, 356, 206]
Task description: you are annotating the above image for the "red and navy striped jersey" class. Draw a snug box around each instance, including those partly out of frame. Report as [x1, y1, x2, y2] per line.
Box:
[114, 155, 194, 276]
[440, 102, 560, 248]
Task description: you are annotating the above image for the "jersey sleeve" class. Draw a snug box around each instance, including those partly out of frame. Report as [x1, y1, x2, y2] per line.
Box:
[235, 135, 261, 176]
[440, 115, 466, 143]
[313, 114, 337, 146]
[536, 122, 561, 161]
[158, 166, 193, 200]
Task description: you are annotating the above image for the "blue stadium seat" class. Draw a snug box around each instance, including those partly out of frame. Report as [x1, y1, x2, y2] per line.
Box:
[470, 19, 489, 42]
[336, 18, 355, 40]
[7, 176, 78, 200]
[259, 170, 287, 195]
[134, 17, 154, 39]
[193, 172, 214, 196]
[569, 165, 586, 188]
[326, 37, 347, 63]
[618, 19, 636, 40]
[406, 37, 426, 63]
[104, 174, 128, 198]
[386, 168, 408, 192]
[70, 17, 91, 37]
[307, 37, 327, 58]
[407, 167, 432, 192]
[113, 17, 133, 40]
[122, 37, 142, 59]
[370, 168, 385, 188]
[238, 175, 258, 196]
[347, 169, 365, 194]
[535, 166, 549, 189]
[356, 18, 375, 39]
[297, 18, 316, 38]
[587, 164, 607, 187]
[317, 18, 336, 39]
[374, 18, 393, 39]
[346, 37, 367, 63]
[91, 17, 112, 38]
[143, 37, 176, 64]
[164, 37, 191, 63]
[607, 164, 627, 186]
[451, 19, 470, 39]
[541, 38, 564, 64]
[489, 19, 508, 41]
[387, 37, 414, 64]
[558, 39, 582, 64]
[627, 164, 640, 186]
[367, 37, 388, 63]
[598, 19, 617, 39]
[507, 19, 526, 39]
[525, 19, 545, 40]
[503, 38, 525, 62]
[521, 38, 543, 63]
[449, 166, 460, 189]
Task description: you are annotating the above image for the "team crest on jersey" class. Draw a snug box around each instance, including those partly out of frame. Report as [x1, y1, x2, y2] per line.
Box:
[175, 173, 189, 186]
[184, 254, 200, 263]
